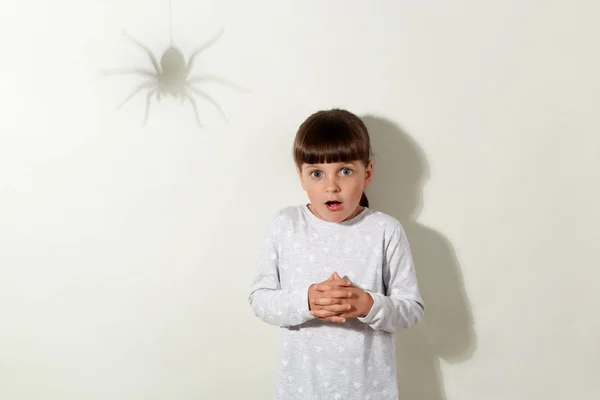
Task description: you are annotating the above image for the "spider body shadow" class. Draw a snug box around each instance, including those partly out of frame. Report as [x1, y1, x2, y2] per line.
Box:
[102, 29, 249, 126]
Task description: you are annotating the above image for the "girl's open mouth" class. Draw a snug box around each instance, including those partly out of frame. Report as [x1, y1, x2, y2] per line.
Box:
[325, 201, 343, 211]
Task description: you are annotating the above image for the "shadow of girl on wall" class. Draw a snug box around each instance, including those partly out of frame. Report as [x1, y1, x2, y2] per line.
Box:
[363, 115, 477, 400]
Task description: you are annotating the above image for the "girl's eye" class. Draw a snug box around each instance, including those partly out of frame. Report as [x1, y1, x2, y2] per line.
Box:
[310, 168, 352, 178]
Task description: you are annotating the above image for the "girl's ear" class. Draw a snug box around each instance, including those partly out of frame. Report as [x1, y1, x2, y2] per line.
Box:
[364, 160, 374, 187]
[297, 165, 306, 190]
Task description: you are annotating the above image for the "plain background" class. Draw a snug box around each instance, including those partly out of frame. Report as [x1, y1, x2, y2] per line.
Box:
[1, 0, 598, 399]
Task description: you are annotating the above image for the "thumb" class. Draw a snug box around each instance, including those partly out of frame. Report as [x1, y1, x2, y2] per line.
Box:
[333, 272, 342, 280]
[327, 273, 335, 281]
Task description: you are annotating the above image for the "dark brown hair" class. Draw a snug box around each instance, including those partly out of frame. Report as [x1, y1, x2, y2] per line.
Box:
[293, 109, 372, 207]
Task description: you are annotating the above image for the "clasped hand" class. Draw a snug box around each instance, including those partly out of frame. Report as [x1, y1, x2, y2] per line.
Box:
[308, 272, 374, 323]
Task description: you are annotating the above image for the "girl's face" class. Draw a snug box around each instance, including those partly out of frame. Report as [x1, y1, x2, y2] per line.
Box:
[297, 160, 373, 223]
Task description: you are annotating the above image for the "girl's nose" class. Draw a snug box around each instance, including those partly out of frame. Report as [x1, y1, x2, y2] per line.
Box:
[326, 179, 341, 192]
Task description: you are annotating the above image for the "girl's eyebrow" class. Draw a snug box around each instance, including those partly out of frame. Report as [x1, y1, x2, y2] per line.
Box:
[304, 162, 355, 169]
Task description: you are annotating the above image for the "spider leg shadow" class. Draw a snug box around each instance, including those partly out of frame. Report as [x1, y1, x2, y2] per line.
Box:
[183, 88, 202, 127]
[143, 88, 159, 126]
[117, 82, 157, 110]
[100, 68, 157, 78]
[186, 28, 225, 76]
[189, 74, 251, 93]
[187, 85, 227, 122]
[121, 30, 161, 74]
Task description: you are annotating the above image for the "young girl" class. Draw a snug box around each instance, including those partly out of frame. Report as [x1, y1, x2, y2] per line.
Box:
[248, 109, 424, 399]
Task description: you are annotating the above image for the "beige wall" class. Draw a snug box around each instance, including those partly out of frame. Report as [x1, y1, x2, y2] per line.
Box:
[1, 0, 598, 399]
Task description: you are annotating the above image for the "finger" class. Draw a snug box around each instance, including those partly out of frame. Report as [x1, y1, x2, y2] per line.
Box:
[320, 316, 346, 323]
[319, 290, 353, 299]
[320, 304, 352, 312]
[310, 309, 343, 318]
[315, 282, 351, 291]
[314, 297, 348, 306]
[310, 292, 347, 307]
[333, 278, 352, 286]
[337, 310, 359, 319]
[314, 297, 341, 306]
[333, 272, 356, 287]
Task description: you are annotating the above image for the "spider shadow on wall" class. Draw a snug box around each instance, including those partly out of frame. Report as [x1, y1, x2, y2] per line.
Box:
[101, 29, 250, 127]
[363, 115, 477, 400]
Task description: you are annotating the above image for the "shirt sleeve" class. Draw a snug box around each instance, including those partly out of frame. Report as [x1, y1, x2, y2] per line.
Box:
[248, 211, 315, 328]
[357, 223, 424, 333]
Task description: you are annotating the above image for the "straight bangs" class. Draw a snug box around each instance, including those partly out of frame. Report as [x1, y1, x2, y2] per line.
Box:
[293, 109, 370, 168]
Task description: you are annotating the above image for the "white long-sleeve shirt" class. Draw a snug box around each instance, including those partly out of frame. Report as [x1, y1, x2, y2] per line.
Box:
[249, 204, 424, 399]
